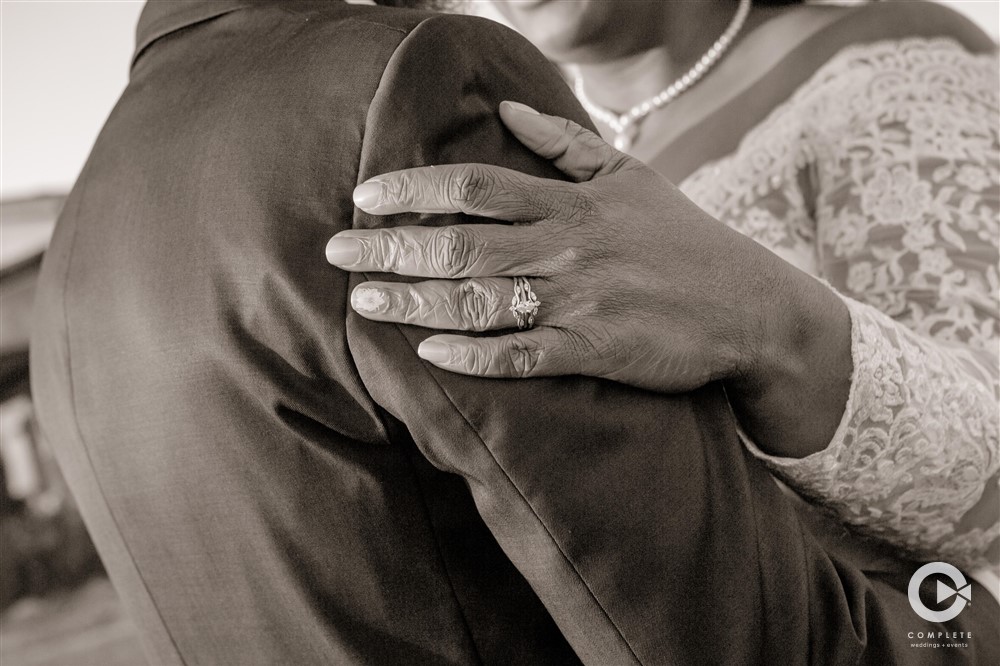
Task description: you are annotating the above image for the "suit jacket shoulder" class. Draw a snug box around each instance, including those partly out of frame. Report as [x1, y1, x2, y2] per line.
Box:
[30, 4, 581, 663]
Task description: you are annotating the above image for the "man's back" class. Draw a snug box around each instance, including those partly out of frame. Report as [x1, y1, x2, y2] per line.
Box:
[30, 2, 582, 662]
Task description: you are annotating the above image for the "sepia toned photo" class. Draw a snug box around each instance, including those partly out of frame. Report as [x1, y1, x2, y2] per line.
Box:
[2, 1, 998, 664]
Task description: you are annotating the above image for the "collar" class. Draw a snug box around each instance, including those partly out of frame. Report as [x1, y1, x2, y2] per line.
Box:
[133, 0, 258, 66]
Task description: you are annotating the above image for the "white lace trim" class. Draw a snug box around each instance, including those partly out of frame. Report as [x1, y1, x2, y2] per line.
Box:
[681, 37, 1000, 570]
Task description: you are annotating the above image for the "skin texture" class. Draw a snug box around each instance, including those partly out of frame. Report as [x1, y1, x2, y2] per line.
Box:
[327, 103, 853, 459]
[340, 0, 997, 501]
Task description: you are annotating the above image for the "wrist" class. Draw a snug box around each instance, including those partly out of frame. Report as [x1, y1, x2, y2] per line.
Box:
[725, 249, 853, 458]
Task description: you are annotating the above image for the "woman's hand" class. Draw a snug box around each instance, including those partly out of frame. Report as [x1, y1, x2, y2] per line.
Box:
[326, 101, 846, 408]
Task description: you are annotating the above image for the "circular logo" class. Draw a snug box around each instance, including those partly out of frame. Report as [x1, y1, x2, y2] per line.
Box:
[908, 562, 972, 622]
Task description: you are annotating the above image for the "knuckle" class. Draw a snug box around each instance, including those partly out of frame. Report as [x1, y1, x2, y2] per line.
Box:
[568, 188, 599, 222]
[451, 166, 534, 219]
[553, 116, 581, 138]
[539, 117, 582, 162]
[526, 188, 558, 221]
[591, 279, 633, 318]
[432, 226, 482, 278]
[564, 326, 601, 358]
[558, 326, 602, 375]
[605, 150, 636, 173]
[563, 119, 621, 165]
[567, 119, 595, 145]
[400, 287, 428, 323]
[366, 229, 406, 271]
[454, 279, 500, 331]
[561, 118, 600, 152]
[383, 172, 420, 207]
[499, 336, 543, 378]
[449, 165, 494, 210]
[452, 344, 489, 375]
[549, 116, 633, 180]
[542, 186, 598, 228]
[536, 132, 567, 160]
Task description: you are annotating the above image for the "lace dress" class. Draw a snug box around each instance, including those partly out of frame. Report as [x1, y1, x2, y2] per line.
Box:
[679, 38, 999, 587]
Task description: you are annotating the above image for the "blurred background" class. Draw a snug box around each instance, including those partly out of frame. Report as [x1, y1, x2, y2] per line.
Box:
[1, 1, 997, 664]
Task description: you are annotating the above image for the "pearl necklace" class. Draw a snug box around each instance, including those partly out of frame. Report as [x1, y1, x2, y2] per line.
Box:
[573, 0, 752, 152]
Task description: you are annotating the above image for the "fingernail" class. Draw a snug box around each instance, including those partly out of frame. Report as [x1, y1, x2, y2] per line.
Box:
[351, 286, 387, 313]
[502, 100, 540, 115]
[353, 181, 383, 209]
[326, 236, 362, 265]
[418, 340, 452, 364]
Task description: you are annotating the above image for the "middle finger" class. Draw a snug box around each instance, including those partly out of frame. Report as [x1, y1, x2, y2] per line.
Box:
[326, 224, 570, 278]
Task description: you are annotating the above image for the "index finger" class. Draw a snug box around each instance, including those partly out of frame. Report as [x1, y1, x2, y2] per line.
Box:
[353, 163, 574, 222]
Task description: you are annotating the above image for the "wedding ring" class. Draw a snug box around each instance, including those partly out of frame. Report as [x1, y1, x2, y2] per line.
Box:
[509, 277, 540, 330]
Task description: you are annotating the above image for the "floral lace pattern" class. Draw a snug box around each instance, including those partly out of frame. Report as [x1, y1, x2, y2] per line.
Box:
[681, 38, 999, 569]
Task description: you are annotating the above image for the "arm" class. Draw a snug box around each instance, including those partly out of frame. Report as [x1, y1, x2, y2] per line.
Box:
[346, 14, 833, 665]
[337, 36, 999, 572]
[733, 38, 999, 569]
[340, 16, 990, 665]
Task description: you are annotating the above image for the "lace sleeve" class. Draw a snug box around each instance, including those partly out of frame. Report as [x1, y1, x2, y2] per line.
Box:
[746, 39, 999, 570]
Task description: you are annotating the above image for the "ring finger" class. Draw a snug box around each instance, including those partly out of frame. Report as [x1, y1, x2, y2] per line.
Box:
[350, 277, 547, 332]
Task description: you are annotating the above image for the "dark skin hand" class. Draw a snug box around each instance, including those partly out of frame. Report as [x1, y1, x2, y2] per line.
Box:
[326, 101, 853, 459]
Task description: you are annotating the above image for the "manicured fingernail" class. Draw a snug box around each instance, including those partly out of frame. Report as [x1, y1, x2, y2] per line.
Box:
[502, 101, 540, 115]
[326, 236, 361, 265]
[418, 340, 452, 364]
[353, 181, 383, 209]
[351, 286, 387, 313]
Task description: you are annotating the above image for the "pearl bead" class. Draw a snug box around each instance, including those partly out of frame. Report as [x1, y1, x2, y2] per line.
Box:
[572, 0, 749, 147]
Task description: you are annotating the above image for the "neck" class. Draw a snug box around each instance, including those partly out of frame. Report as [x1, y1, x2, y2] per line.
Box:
[570, 1, 742, 114]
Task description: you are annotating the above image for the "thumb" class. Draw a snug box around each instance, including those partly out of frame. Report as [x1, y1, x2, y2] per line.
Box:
[499, 101, 642, 183]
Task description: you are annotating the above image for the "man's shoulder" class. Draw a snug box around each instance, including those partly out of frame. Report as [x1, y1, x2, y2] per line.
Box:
[300, 6, 544, 83]
[231, 2, 531, 67]
[133, 1, 524, 81]
[134, 2, 537, 113]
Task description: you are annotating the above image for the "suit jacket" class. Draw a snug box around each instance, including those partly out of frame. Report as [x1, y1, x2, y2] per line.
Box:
[30, 2, 999, 665]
